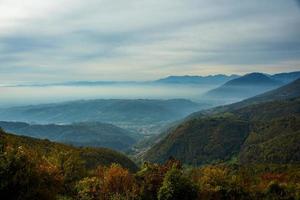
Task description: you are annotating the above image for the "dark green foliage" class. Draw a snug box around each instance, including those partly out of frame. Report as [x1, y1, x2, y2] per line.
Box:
[264, 182, 296, 200]
[145, 116, 250, 165]
[158, 167, 198, 200]
[136, 159, 182, 200]
[0, 128, 4, 153]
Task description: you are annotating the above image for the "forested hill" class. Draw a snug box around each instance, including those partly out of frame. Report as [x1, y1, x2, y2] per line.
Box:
[144, 97, 300, 165]
[0, 130, 138, 172]
[144, 79, 300, 165]
[0, 121, 139, 151]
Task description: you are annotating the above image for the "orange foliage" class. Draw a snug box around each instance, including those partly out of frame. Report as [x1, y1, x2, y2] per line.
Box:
[101, 164, 138, 199]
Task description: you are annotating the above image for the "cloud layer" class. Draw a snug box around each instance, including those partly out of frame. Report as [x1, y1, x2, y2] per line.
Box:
[0, 0, 300, 82]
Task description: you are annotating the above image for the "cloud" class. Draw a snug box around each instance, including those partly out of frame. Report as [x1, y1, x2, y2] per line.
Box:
[0, 0, 299, 82]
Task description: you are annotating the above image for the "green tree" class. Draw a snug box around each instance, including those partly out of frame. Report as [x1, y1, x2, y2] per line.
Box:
[158, 167, 198, 200]
[54, 151, 86, 194]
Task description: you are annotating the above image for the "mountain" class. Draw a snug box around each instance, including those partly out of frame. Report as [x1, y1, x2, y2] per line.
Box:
[271, 71, 300, 83]
[203, 73, 283, 102]
[0, 121, 140, 151]
[1, 129, 138, 171]
[227, 78, 300, 109]
[155, 74, 239, 85]
[144, 79, 300, 165]
[194, 77, 300, 116]
[0, 99, 204, 135]
[136, 78, 300, 159]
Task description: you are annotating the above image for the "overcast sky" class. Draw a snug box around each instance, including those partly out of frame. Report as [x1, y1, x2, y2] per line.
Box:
[0, 0, 300, 82]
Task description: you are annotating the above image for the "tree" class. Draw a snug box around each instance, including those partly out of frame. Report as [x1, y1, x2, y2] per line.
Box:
[264, 181, 295, 200]
[0, 147, 60, 200]
[0, 128, 4, 153]
[101, 163, 138, 200]
[76, 177, 101, 200]
[54, 151, 86, 194]
[157, 166, 198, 200]
[137, 159, 182, 200]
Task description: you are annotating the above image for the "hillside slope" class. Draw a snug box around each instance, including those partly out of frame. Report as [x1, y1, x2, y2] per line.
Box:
[0, 121, 139, 151]
[0, 130, 138, 171]
[144, 80, 300, 165]
[145, 98, 300, 165]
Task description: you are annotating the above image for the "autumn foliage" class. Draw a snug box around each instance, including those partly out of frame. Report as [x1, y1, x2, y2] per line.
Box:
[1, 131, 300, 200]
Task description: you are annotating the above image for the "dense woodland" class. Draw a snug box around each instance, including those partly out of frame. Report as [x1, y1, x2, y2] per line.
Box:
[1, 129, 300, 200]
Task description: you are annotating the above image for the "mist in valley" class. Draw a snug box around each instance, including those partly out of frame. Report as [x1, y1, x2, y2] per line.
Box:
[0, 83, 218, 108]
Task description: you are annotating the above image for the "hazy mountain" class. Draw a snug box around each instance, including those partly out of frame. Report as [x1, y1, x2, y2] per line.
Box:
[1, 130, 138, 171]
[144, 79, 300, 165]
[203, 73, 283, 102]
[11, 74, 240, 87]
[0, 99, 205, 135]
[271, 71, 300, 83]
[0, 121, 139, 151]
[192, 78, 300, 116]
[155, 74, 239, 85]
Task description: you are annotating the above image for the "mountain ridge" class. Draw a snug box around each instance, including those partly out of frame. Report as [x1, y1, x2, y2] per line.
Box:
[203, 72, 284, 102]
[144, 79, 300, 165]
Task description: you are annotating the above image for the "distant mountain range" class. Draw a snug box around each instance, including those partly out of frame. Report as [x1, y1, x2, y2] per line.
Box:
[0, 121, 140, 151]
[202, 72, 300, 102]
[62, 71, 300, 86]
[8, 71, 299, 87]
[0, 99, 205, 135]
[154, 74, 239, 85]
[271, 71, 300, 83]
[144, 78, 300, 165]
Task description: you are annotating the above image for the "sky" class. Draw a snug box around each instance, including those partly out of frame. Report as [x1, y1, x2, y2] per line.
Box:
[0, 0, 300, 83]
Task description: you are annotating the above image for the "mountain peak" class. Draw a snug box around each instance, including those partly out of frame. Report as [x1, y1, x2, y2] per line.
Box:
[224, 72, 280, 86]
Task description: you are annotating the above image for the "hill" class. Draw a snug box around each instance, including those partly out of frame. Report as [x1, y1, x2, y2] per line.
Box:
[203, 73, 283, 102]
[0, 121, 140, 151]
[0, 99, 204, 135]
[144, 79, 300, 165]
[0, 130, 138, 171]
